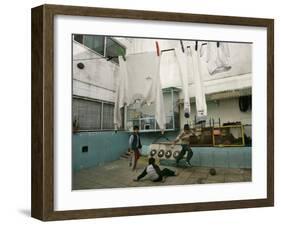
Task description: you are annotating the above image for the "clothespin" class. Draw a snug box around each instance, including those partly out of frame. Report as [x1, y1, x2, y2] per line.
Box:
[195, 41, 198, 51]
[217, 41, 220, 48]
[180, 40, 185, 53]
[155, 41, 160, 56]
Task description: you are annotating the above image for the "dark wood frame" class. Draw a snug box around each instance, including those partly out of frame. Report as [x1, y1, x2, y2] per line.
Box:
[31, 4, 274, 221]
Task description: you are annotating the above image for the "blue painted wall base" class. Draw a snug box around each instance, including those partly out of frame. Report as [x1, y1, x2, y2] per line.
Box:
[72, 131, 252, 173]
[72, 131, 129, 172]
[159, 147, 252, 169]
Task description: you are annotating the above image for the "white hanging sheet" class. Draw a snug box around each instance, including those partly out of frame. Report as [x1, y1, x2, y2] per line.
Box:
[175, 48, 191, 117]
[114, 52, 166, 130]
[191, 43, 208, 122]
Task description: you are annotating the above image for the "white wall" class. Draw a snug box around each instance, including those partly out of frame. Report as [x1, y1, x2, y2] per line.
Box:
[127, 38, 252, 94]
[73, 41, 121, 102]
[74, 38, 252, 103]
[180, 97, 252, 127]
[1, 1, 280, 226]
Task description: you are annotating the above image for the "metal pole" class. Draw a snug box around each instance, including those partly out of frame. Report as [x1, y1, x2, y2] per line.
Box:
[101, 102, 104, 130]
[171, 89, 175, 130]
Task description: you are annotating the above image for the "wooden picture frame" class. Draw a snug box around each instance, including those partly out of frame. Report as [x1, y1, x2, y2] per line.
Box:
[31, 4, 274, 221]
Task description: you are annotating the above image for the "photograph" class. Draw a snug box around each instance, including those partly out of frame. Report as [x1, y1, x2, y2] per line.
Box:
[71, 35, 252, 190]
[31, 3, 274, 220]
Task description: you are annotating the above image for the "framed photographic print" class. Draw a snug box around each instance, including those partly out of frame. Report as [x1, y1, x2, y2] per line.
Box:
[31, 4, 274, 221]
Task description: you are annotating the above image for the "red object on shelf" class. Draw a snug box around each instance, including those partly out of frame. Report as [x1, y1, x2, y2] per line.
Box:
[213, 129, 221, 135]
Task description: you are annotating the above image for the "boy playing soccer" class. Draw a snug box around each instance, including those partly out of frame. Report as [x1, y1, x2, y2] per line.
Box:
[173, 124, 194, 167]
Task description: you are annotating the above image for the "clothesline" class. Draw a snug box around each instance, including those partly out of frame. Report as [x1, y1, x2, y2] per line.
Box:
[113, 41, 233, 130]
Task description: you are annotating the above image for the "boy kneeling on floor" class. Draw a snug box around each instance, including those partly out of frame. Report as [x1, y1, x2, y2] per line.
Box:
[134, 157, 178, 182]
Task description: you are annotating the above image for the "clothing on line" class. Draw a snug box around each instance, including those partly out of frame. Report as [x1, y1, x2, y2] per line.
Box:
[175, 48, 191, 117]
[189, 44, 208, 122]
[114, 52, 166, 130]
[201, 42, 232, 75]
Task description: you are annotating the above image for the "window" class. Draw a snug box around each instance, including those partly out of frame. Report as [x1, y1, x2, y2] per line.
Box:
[106, 38, 126, 64]
[73, 98, 101, 130]
[73, 97, 122, 131]
[73, 34, 83, 44]
[73, 35, 125, 64]
[102, 103, 114, 129]
[83, 35, 105, 56]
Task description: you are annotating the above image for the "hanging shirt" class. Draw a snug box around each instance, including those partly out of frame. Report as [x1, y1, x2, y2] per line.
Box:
[160, 50, 182, 88]
[175, 48, 191, 118]
[114, 56, 128, 129]
[190, 43, 208, 122]
[125, 52, 160, 105]
[114, 52, 166, 130]
[201, 42, 232, 75]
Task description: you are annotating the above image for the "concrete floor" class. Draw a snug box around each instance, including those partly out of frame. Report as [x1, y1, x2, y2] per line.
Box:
[72, 157, 252, 190]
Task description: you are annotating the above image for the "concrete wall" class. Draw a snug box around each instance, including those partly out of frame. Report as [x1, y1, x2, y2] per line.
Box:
[126, 38, 252, 94]
[72, 130, 251, 172]
[73, 39, 252, 102]
[72, 37, 131, 102]
[72, 130, 180, 172]
[179, 97, 252, 128]
[73, 41, 118, 102]
[72, 131, 129, 172]
[161, 147, 252, 169]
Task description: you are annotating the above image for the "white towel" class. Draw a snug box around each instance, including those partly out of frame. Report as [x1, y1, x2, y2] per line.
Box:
[114, 52, 166, 130]
[113, 56, 128, 129]
[191, 44, 207, 122]
[175, 48, 191, 118]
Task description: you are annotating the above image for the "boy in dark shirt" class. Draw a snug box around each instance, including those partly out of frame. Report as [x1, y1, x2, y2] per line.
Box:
[129, 125, 142, 170]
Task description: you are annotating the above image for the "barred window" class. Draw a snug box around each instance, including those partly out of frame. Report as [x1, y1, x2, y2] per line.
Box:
[73, 97, 122, 131]
[73, 98, 101, 130]
[102, 103, 114, 130]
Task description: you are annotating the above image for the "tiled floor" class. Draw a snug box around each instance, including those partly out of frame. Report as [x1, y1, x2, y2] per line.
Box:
[72, 157, 252, 190]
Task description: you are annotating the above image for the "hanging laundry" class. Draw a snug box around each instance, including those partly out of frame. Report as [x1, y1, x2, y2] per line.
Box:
[128, 38, 156, 55]
[114, 52, 166, 130]
[201, 42, 232, 75]
[114, 56, 128, 129]
[175, 48, 191, 118]
[159, 50, 181, 88]
[191, 43, 208, 122]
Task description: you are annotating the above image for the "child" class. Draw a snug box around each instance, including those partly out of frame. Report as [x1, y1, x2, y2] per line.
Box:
[134, 157, 177, 182]
[173, 124, 194, 167]
[129, 125, 142, 170]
